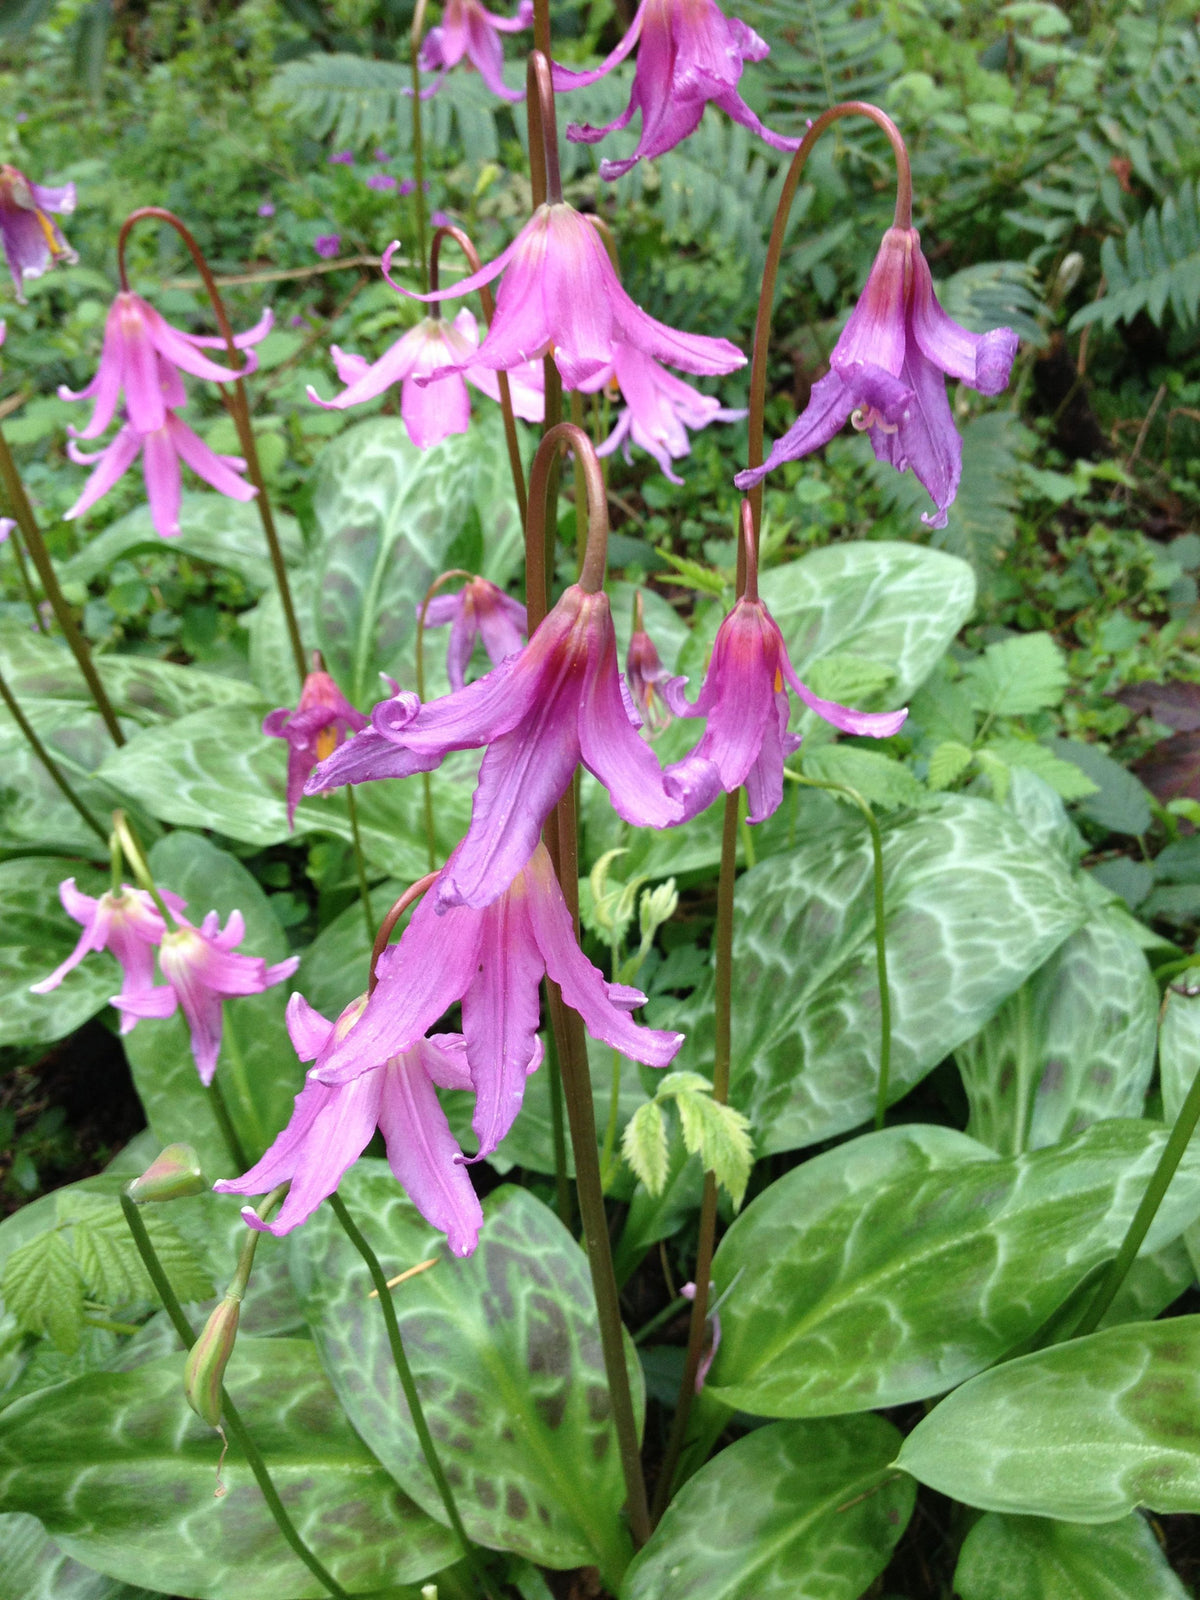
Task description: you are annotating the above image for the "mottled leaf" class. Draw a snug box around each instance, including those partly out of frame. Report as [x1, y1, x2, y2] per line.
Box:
[0, 1511, 159, 1600]
[1158, 979, 1200, 1279]
[0, 856, 112, 1047]
[956, 1512, 1190, 1599]
[709, 1120, 1200, 1417]
[899, 1318, 1200, 1521]
[621, 1417, 913, 1600]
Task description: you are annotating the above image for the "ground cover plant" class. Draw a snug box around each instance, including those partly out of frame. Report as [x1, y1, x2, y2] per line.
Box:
[1, 0, 1200, 1595]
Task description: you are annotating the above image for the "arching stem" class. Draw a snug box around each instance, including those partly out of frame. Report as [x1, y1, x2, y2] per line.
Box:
[368, 872, 439, 994]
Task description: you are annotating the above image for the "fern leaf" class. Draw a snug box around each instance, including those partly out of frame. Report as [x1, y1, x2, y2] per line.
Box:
[1070, 180, 1200, 332]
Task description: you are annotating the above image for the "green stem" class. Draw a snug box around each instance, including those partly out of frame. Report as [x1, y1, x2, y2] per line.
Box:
[1074, 1052, 1200, 1337]
[410, 0, 430, 293]
[0, 426, 124, 745]
[6, 520, 47, 633]
[633, 1295, 687, 1346]
[0, 666, 107, 842]
[118, 1193, 349, 1600]
[600, 1048, 622, 1191]
[112, 810, 178, 930]
[345, 788, 376, 943]
[208, 1075, 250, 1174]
[542, 992, 572, 1228]
[326, 1192, 495, 1598]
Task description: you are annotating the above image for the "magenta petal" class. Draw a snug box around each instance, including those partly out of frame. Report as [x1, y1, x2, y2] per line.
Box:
[377, 1054, 483, 1257]
[463, 6, 524, 100]
[401, 368, 471, 449]
[64, 426, 143, 522]
[742, 691, 790, 824]
[577, 612, 681, 829]
[305, 724, 443, 791]
[712, 86, 801, 154]
[66, 299, 130, 439]
[909, 244, 1017, 395]
[286, 992, 335, 1061]
[873, 349, 962, 529]
[551, 0, 644, 89]
[169, 415, 257, 502]
[461, 888, 544, 1157]
[419, 1032, 474, 1091]
[141, 427, 183, 539]
[734, 369, 855, 489]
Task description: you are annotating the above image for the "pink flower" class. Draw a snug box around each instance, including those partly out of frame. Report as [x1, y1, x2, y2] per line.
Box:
[307, 581, 684, 910]
[551, 0, 799, 180]
[214, 994, 483, 1255]
[366, 173, 398, 191]
[314, 234, 341, 259]
[681, 1280, 721, 1390]
[264, 668, 368, 828]
[734, 227, 1019, 528]
[0, 163, 77, 303]
[583, 343, 746, 483]
[421, 574, 527, 691]
[419, 0, 534, 103]
[31, 879, 186, 1033]
[309, 307, 542, 449]
[311, 840, 682, 1161]
[625, 593, 673, 735]
[664, 510, 908, 822]
[328, 150, 356, 165]
[0, 517, 13, 544]
[114, 912, 299, 1085]
[388, 204, 744, 390]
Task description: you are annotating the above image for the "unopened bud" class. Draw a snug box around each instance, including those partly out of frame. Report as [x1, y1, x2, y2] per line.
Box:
[184, 1297, 240, 1427]
[127, 1144, 206, 1203]
[1056, 252, 1084, 297]
[640, 878, 679, 942]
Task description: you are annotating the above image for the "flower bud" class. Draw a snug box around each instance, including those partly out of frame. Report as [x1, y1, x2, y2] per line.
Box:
[127, 1143, 206, 1203]
[184, 1297, 240, 1427]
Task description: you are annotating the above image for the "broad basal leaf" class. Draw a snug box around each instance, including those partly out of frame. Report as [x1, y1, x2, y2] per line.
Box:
[955, 1512, 1190, 1599]
[0, 1511, 159, 1600]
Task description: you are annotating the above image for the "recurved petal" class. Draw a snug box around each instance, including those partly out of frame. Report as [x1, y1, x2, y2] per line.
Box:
[909, 241, 1018, 395]
[286, 992, 335, 1061]
[64, 426, 143, 522]
[577, 604, 682, 828]
[169, 415, 257, 502]
[377, 1054, 483, 1257]
[305, 724, 443, 791]
[733, 368, 856, 489]
[461, 886, 544, 1158]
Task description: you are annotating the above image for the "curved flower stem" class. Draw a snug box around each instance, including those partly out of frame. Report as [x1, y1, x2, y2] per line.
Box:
[430, 225, 527, 522]
[117, 208, 307, 687]
[119, 1189, 350, 1600]
[367, 872, 440, 994]
[532, 0, 551, 59]
[111, 809, 178, 931]
[414, 566, 473, 869]
[326, 1192, 496, 1599]
[526, 49, 565, 583]
[410, 0, 431, 295]
[744, 102, 912, 542]
[0, 426, 124, 745]
[6, 521, 47, 633]
[0, 666, 107, 842]
[1074, 1047, 1200, 1338]
[525, 423, 609, 617]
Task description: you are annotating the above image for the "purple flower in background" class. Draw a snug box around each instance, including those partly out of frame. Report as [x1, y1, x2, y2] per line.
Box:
[257, 200, 276, 218]
[734, 227, 1019, 528]
[214, 994, 483, 1255]
[388, 204, 744, 390]
[664, 508, 908, 823]
[551, 0, 799, 181]
[419, 0, 534, 103]
[0, 163, 77, 303]
[313, 840, 682, 1161]
[366, 173, 398, 192]
[31, 880, 186, 1032]
[115, 910, 298, 1085]
[431, 209, 453, 228]
[264, 667, 368, 828]
[374, 148, 392, 162]
[680, 1281, 721, 1390]
[314, 235, 342, 259]
[328, 150, 356, 165]
[421, 574, 527, 691]
[626, 591, 673, 735]
[307, 582, 684, 910]
[583, 343, 746, 483]
[0, 517, 12, 544]
[398, 179, 418, 198]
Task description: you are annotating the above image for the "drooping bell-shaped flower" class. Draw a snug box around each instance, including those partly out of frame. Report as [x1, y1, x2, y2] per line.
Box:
[625, 591, 673, 735]
[385, 204, 744, 391]
[583, 343, 746, 483]
[734, 227, 1018, 528]
[419, 0, 534, 103]
[309, 307, 542, 448]
[0, 164, 77, 303]
[307, 581, 684, 910]
[214, 994, 483, 1256]
[551, 0, 799, 180]
[421, 575, 527, 691]
[664, 507, 909, 823]
[264, 666, 368, 828]
[31, 879, 186, 1032]
[114, 910, 298, 1085]
[310, 841, 682, 1162]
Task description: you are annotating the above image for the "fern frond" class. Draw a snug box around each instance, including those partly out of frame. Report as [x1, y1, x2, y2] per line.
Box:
[744, 0, 891, 139]
[1069, 179, 1200, 331]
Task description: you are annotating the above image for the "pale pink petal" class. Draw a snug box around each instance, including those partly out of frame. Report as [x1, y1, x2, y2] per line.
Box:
[168, 414, 257, 501]
[64, 426, 143, 521]
[141, 426, 183, 539]
[461, 886, 545, 1156]
[377, 1055, 483, 1257]
[286, 992, 336, 1061]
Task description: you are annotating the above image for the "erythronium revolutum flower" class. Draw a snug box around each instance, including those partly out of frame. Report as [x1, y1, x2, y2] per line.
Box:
[626, 591, 673, 735]
[31, 879, 186, 1032]
[385, 204, 745, 390]
[421, 574, 527, 691]
[419, 0, 534, 103]
[582, 343, 746, 483]
[114, 910, 298, 1085]
[0, 163, 77, 302]
[311, 840, 682, 1161]
[551, 0, 800, 181]
[307, 581, 684, 910]
[663, 507, 908, 823]
[213, 994, 483, 1254]
[734, 226, 1019, 528]
[309, 307, 542, 449]
[263, 666, 368, 828]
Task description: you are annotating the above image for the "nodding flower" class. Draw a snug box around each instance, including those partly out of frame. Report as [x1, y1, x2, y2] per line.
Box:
[735, 226, 1018, 529]
[0, 163, 77, 302]
[625, 592, 674, 736]
[31, 879, 185, 1032]
[419, 0, 534, 103]
[584, 343, 746, 483]
[420, 575, 528, 692]
[264, 667, 368, 829]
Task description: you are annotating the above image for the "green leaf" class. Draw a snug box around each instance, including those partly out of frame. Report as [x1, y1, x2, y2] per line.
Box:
[55, 494, 305, 593]
[707, 1119, 1200, 1418]
[121, 833, 302, 1176]
[2, 1231, 85, 1354]
[1158, 980, 1200, 1278]
[0, 857, 113, 1048]
[0, 1511, 159, 1600]
[290, 1167, 640, 1586]
[622, 1101, 669, 1196]
[800, 745, 926, 809]
[898, 1317, 1200, 1520]
[986, 738, 1101, 801]
[670, 1089, 753, 1209]
[656, 795, 1088, 1153]
[800, 654, 896, 709]
[0, 1337, 456, 1598]
[963, 632, 1069, 716]
[1049, 741, 1154, 836]
[955, 905, 1158, 1155]
[620, 1417, 914, 1600]
[60, 1193, 215, 1310]
[927, 740, 975, 790]
[757, 541, 976, 704]
[955, 1512, 1191, 1599]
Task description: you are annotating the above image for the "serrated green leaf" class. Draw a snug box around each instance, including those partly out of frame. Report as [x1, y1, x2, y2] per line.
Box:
[963, 633, 1068, 716]
[986, 738, 1101, 800]
[899, 1318, 1200, 1520]
[800, 654, 896, 708]
[975, 745, 1012, 801]
[927, 740, 975, 790]
[2, 1232, 85, 1354]
[672, 1092, 753, 1208]
[955, 1512, 1190, 1599]
[654, 548, 729, 596]
[801, 745, 925, 810]
[622, 1101, 670, 1196]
